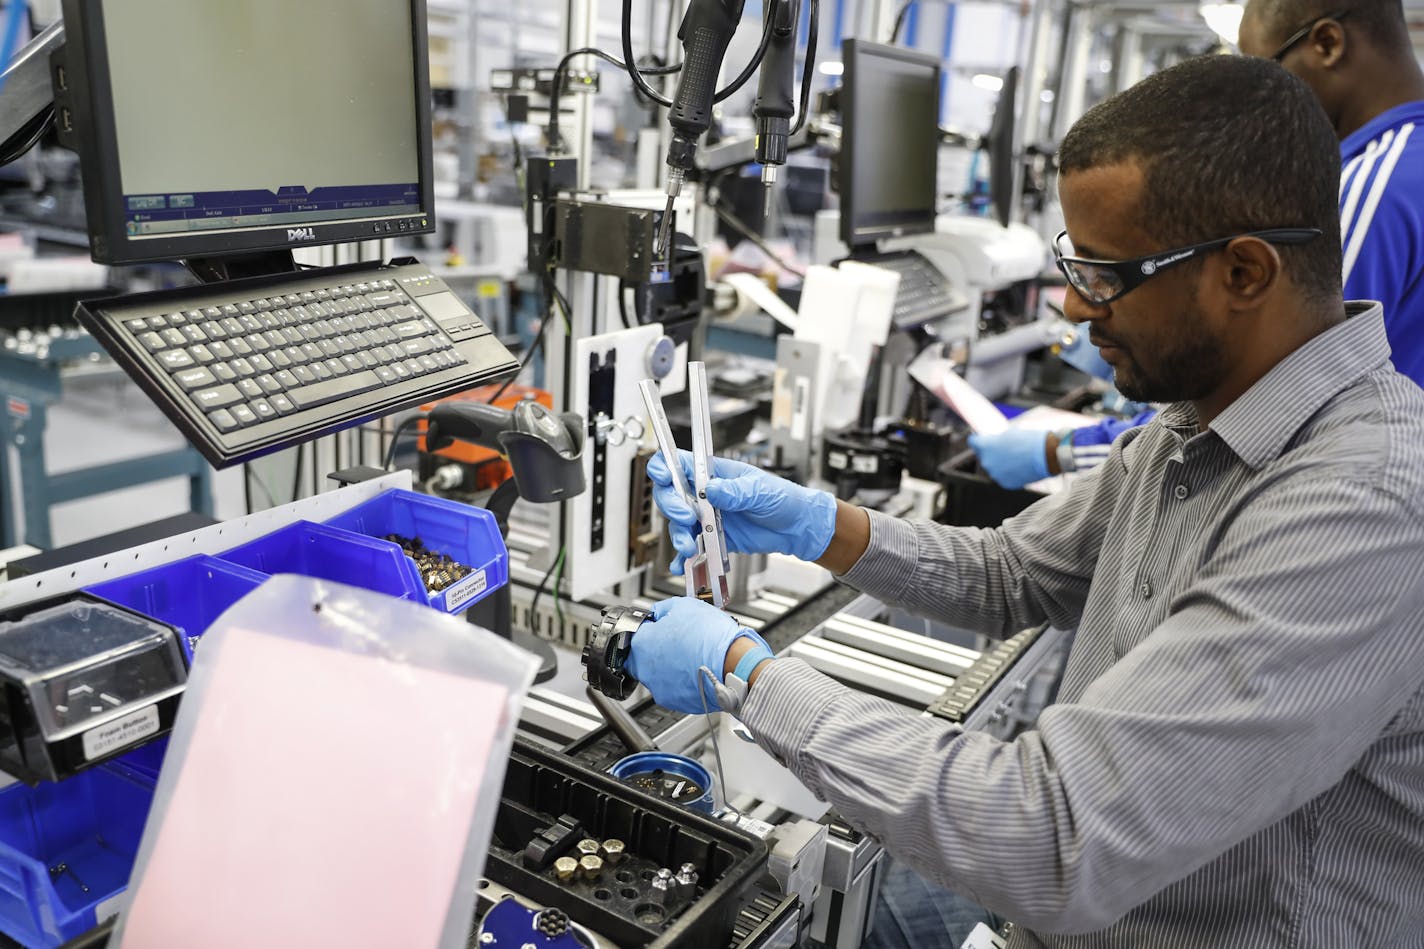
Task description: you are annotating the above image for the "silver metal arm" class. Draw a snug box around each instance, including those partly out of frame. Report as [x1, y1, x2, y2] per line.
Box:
[0, 22, 65, 150]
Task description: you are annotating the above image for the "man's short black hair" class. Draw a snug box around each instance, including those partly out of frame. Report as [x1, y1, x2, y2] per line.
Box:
[1058, 55, 1342, 304]
[1251, 0, 1412, 54]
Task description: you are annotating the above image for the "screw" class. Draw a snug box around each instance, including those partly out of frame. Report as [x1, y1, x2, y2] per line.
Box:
[675, 862, 698, 900]
[579, 854, 603, 880]
[601, 838, 625, 865]
[651, 868, 674, 905]
[554, 856, 579, 882]
[576, 838, 601, 858]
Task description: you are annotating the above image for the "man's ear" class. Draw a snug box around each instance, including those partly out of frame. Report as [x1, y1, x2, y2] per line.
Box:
[1221, 237, 1281, 307]
[1310, 18, 1347, 68]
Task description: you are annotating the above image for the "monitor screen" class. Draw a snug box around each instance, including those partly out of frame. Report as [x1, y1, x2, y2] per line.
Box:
[60, 0, 435, 264]
[839, 39, 941, 250]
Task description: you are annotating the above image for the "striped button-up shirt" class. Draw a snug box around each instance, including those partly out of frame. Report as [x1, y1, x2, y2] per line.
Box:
[740, 303, 1424, 946]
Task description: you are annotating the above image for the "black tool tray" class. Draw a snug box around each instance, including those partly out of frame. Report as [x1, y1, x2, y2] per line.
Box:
[485, 738, 767, 947]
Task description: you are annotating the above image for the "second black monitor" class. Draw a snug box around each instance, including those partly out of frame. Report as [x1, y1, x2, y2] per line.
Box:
[839, 39, 941, 251]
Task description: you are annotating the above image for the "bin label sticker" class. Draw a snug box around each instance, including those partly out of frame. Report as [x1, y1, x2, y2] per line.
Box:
[445, 568, 489, 611]
[6, 397, 28, 419]
[82, 704, 160, 761]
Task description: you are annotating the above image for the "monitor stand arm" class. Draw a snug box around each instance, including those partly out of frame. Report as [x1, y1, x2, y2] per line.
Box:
[184, 249, 297, 285]
[0, 22, 65, 158]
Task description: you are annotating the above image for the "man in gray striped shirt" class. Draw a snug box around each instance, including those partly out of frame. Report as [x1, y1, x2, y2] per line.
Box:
[636, 55, 1424, 947]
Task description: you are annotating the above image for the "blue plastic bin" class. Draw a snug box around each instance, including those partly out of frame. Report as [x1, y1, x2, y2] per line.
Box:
[0, 766, 155, 948]
[324, 489, 508, 613]
[217, 520, 426, 603]
[84, 554, 267, 663]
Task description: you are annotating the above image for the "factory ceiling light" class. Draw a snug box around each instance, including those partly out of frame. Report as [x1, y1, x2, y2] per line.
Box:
[1199, 2, 1245, 45]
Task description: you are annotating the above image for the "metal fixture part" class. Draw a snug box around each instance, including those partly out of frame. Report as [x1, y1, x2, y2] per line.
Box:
[578, 854, 604, 880]
[554, 856, 579, 882]
[581, 605, 650, 699]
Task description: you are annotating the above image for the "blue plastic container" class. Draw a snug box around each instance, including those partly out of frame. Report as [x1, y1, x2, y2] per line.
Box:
[324, 489, 508, 613]
[217, 520, 425, 603]
[84, 554, 267, 663]
[608, 751, 717, 814]
[0, 766, 155, 948]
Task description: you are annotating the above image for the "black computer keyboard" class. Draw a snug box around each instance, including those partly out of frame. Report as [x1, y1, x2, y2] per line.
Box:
[76, 259, 519, 467]
[850, 249, 970, 328]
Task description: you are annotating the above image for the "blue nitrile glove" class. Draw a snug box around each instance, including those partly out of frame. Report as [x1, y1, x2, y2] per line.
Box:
[968, 429, 1051, 489]
[1059, 331, 1114, 381]
[625, 597, 771, 714]
[647, 450, 838, 575]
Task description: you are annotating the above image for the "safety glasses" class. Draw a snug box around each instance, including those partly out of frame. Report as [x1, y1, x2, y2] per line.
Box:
[1053, 228, 1323, 305]
[1270, 8, 1350, 62]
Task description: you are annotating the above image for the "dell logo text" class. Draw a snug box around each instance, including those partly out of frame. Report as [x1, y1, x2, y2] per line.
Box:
[287, 227, 317, 241]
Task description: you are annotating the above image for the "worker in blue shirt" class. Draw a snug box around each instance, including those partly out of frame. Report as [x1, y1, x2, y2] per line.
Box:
[973, 0, 1424, 490]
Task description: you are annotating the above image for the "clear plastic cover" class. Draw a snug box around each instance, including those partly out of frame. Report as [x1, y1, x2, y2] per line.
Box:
[113, 575, 538, 949]
[0, 600, 185, 739]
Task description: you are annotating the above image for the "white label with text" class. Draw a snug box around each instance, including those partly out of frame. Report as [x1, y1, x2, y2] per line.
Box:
[445, 568, 489, 611]
[82, 704, 160, 761]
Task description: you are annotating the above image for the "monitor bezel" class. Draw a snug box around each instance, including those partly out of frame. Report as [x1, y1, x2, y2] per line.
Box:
[60, 0, 436, 266]
[839, 38, 941, 251]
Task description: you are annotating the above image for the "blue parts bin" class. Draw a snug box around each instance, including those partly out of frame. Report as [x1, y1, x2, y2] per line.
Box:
[84, 554, 266, 663]
[0, 597, 185, 785]
[608, 752, 716, 814]
[218, 519, 426, 603]
[0, 743, 157, 947]
[324, 488, 508, 613]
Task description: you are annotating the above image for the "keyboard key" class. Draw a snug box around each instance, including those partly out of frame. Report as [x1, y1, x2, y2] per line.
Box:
[287, 370, 383, 410]
[139, 332, 166, 352]
[188, 343, 215, 364]
[257, 313, 280, 330]
[251, 398, 277, 420]
[367, 292, 399, 308]
[182, 325, 208, 343]
[193, 384, 242, 410]
[348, 312, 370, 330]
[220, 317, 244, 336]
[340, 354, 363, 373]
[401, 338, 434, 357]
[403, 358, 426, 377]
[166, 311, 187, 326]
[357, 351, 378, 369]
[237, 301, 256, 315]
[323, 357, 348, 377]
[284, 345, 310, 364]
[300, 291, 317, 304]
[124, 318, 149, 332]
[209, 408, 238, 431]
[274, 370, 299, 389]
[146, 315, 170, 329]
[283, 294, 303, 307]
[247, 335, 271, 353]
[391, 361, 411, 380]
[212, 363, 238, 383]
[238, 314, 262, 332]
[315, 289, 331, 301]
[209, 340, 235, 360]
[249, 353, 274, 373]
[306, 301, 330, 319]
[237, 379, 263, 399]
[393, 320, 427, 339]
[417, 354, 440, 373]
[314, 320, 335, 337]
[332, 335, 356, 355]
[202, 306, 223, 320]
[311, 362, 333, 381]
[298, 324, 320, 342]
[231, 403, 258, 426]
[256, 374, 282, 394]
[263, 330, 286, 348]
[220, 304, 241, 318]
[281, 326, 303, 345]
[273, 308, 294, 326]
[183, 309, 204, 323]
[375, 366, 397, 384]
[318, 339, 341, 358]
[175, 366, 218, 391]
[229, 337, 254, 356]
[158, 349, 195, 371]
[161, 328, 187, 347]
[230, 357, 255, 377]
[253, 298, 272, 310]
[270, 393, 296, 414]
[292, 365, 316, 384]
[205, 320, 229, 340]
[269, 349, 292, 369]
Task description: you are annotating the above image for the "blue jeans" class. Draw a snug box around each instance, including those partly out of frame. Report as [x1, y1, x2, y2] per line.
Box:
[860, 858, 1005, 949]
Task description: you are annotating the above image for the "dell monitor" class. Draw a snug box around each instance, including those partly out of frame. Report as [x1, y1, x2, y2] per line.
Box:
[839, 39, 941, 251]
[58, 0, 435, 268]
[986, 66, 1020, 228]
